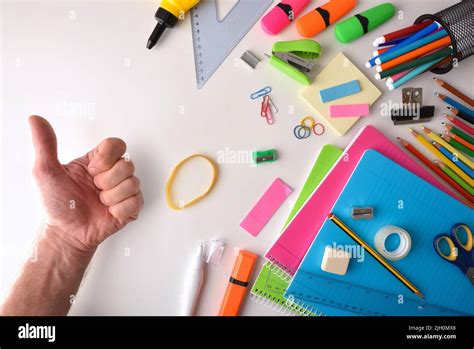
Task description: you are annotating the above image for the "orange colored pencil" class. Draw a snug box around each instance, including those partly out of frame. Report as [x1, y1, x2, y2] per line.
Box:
[434, 77, 474, 107]
[446, 132, 474, 150]
[378, 36, 451, 72]
[397, 137, 473, 205]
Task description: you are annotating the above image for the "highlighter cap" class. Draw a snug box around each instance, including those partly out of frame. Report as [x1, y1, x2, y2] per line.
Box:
[231, 250, 257, 282]
[261, 0, 311, 35]
[335, 3, 396, 43]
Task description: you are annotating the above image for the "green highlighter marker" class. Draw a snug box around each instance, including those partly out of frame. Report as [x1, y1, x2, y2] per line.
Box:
[335, 3, 396, 44]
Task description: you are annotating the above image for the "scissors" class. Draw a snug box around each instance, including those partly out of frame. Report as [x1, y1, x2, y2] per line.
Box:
[433, 223, 474, 285]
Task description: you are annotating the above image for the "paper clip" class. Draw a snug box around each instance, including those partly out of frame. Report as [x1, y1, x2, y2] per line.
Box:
[268, 98, 278, 115]
[265, 106, 275, 125]
[313, 123, 325, 136]
[293, 125, 311, 139]
[250, 86, 272, 100]
[261, 95, 271, 117]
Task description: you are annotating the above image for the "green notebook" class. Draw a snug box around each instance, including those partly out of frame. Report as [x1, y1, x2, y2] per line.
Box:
[251, 145, 342, 315]
[284, 144, 343, 228]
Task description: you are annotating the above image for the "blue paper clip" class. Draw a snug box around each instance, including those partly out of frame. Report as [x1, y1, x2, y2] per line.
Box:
[250, 86, 272, 100]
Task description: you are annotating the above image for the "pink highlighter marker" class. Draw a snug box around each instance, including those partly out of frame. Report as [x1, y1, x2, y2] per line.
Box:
[261, 0, 311, 35]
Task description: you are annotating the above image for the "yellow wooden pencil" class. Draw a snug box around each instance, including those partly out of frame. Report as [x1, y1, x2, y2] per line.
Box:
[409, 129, 473, 186]
[328, 213, 424, 299]
[420, 126, 474, 170]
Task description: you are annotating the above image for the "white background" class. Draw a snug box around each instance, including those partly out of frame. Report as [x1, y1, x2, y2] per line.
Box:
[1, 0, 472, 315]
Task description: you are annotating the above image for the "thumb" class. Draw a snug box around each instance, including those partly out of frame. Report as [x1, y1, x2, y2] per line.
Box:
[28, 115, 61, 171]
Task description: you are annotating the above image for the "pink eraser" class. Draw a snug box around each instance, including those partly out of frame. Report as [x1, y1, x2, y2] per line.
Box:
[261, 0, 311, 35]
[330, 104, 370, 118]
[240, 178, 292, 236]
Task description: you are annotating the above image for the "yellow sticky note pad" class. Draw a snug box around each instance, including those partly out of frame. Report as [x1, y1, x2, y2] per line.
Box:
[301, 52, 381, 136]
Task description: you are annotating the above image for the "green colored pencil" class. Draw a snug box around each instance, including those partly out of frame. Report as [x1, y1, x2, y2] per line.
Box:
[376, 47, 453, 80]
[442, 122, 474, 143]
[442, 134, 474, 156]
[434, 160, 474, 196]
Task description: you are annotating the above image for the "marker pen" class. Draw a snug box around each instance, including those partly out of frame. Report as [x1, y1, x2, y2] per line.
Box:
[218, 250, 257, 316]
[297, 0, 357, 38]
[261, 0, 311, 35]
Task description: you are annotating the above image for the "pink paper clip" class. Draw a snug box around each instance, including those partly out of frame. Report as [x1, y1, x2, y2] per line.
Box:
[265, 106, 275, 125]
[261, 95, 270, 117]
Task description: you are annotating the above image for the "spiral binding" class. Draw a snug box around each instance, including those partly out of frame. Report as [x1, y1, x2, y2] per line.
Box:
[250, 260, 324, 316]
[265, 256, 294, 282]
[250, 290, 321, 316]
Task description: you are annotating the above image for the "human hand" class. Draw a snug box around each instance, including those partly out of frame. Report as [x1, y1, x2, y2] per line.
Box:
[29, 115, 144, 254]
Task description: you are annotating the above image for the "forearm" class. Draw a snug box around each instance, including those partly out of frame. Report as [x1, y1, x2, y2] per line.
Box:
[0, 226, 94, 316]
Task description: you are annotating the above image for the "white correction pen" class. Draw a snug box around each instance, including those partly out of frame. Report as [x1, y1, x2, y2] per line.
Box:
[179, 242, 205, 316]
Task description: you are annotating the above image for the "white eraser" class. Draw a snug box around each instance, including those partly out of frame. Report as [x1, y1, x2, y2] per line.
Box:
[321, 246, 350, 276]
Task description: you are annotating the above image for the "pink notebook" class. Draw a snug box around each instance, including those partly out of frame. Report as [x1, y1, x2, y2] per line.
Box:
[265, 125, 456, 275]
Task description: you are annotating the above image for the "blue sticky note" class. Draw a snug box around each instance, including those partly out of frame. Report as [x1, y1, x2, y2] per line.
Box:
[319, 80, 361, 103]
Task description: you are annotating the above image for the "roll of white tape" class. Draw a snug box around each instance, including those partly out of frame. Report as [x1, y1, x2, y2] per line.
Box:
[374, 225, 412, 261]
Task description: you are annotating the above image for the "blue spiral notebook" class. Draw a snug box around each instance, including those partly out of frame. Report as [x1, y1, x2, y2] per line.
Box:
[286, 150, 474, 316]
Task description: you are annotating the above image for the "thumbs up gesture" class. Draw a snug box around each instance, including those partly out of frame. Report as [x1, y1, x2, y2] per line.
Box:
[29, 115, 144, 253]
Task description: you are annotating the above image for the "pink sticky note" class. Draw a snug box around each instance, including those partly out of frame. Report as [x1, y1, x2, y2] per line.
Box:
[240, 178, 292, 237]
[330, 104, 370, 118]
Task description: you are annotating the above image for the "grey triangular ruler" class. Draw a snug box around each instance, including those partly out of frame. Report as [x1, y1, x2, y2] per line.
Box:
[191, 0, 274, 89]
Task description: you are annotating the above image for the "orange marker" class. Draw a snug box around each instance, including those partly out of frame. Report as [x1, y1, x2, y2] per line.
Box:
[218, 250, 257, 316]
[297, 0, 356, 38]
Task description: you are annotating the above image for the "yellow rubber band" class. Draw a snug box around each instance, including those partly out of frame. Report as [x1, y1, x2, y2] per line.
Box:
[165, 154, 219, 210]
[300, 116, 316, 129]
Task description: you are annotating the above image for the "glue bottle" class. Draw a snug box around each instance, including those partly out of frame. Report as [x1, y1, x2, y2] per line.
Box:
[147, 0, 200, 49]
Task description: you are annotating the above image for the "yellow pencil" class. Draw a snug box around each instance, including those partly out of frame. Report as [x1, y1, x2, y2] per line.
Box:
[420, 126, 474, 170]
[328, 213, 424, 299]
[410, 129, 473, 186]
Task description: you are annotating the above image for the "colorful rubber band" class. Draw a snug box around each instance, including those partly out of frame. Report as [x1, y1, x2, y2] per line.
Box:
[300, 116, 316, 129]
[313, 123, 325, 136]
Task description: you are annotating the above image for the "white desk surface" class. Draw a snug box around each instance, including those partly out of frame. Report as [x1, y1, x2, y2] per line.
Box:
[1, 0, 472, 316]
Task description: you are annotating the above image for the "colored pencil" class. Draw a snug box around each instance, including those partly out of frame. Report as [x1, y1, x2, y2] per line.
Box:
[328, 213, 425, 299]
[377, 37, 409, 48]
[432, 141, 474, 178]
[441, 133, 474, 158]
[434, 160, 474, 196]
[375, 47, 452, 80]
[434, 78, 474, 107]
[446, 107, 474, 124]
[437, 93, 474, 118]
[387, 56, 445, 90]
[373, 46, 392, 56]
[387, 69, 412, 84]
[411, 128, 472, 185]
[367, 21, 441, 67]
[375, 29, 448, 65]
[442, 122, 474, 143]
[386, 55, 450, 85]
[445, 114, 474, 136]
[373, 21, 433, 46]
[398, 137, 473, 204]
[446, 132, 474, 151]
[420, 126, 474, 168]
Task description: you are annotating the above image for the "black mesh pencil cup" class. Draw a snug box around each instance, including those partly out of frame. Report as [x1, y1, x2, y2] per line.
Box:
[414, 0, 473, 74]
